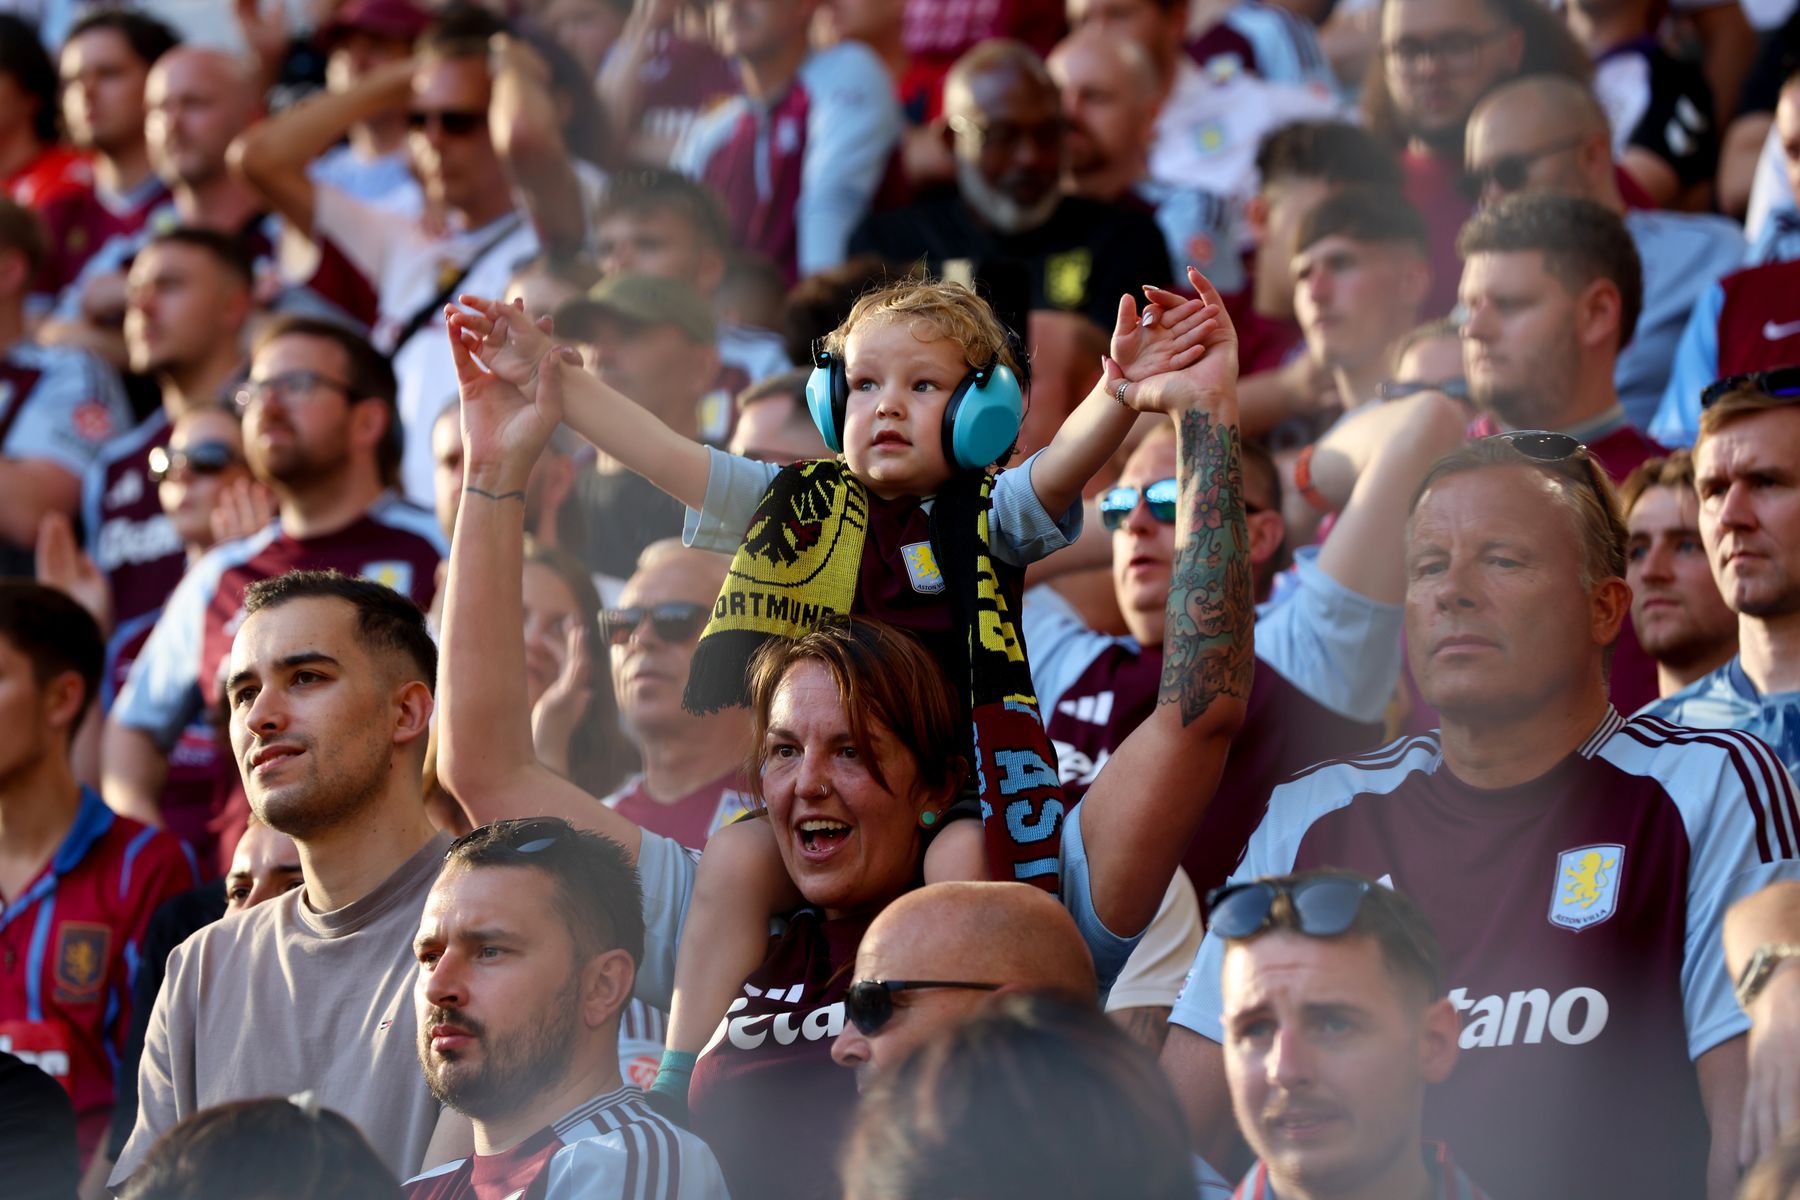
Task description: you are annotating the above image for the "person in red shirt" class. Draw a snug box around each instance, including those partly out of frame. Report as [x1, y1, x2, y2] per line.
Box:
[0, 17, 90, 241]
[0, 582, 196, 1178]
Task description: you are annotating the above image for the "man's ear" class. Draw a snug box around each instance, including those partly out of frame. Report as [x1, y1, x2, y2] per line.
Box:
[41, 668, 89, 737]
[1574, 278, 1623, 355]
[351, 397, 393, 468]
[1247, 509, 1286, 569]
[581, 947, 637, 1029]
[1244, 193, 1271, 244]
[1591, 575, 1631, 650]
[1418, 996, 1460, 1084]
[392, 678, 434, 750]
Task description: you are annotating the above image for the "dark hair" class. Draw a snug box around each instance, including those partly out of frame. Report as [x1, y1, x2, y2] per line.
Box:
[596, 168, 733, 253]
[782, 255, 903, 367]
[1457, 193, 1642, 350]
[522, 539, 637, 796]
[1618, 450, 1695, 517]
[1295, 185, 1427, 257]
[0, 16, 60, 144]
[1255, 120, 1403, 192]
[0, 582, 103, 723]
[242, 570, 437, 692]
[515, 23, 612, 167]
[418, 3, 509, 58]
[140, 226, 255, 289]
[443, 818, 645, 967]
[737, 367, 812, 416]
[0, 1052, 78, 1200]
[746, 619, 965, 801]
[840, 992, 1194, 1200]
[251, 315, 403, 488]
[116, 1097, 399, 1200]
[0, 198, 49, 279]
[64, 8, 181, 68]
[1224, 869, 1446, 1002]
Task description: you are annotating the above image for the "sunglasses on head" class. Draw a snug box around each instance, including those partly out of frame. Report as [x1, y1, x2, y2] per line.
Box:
[407, 108, 486, 136]
[843, 979, 1002, 1036]
[1700, 367, 1800, 410]
[445, 816, 573, 860]
[148, 441, 240, 484]
[1462, 134, 1586, 201]
[1206, 876, 1378, 938]
[1099, 478, 1264, 530]
[1378, 377, 1470, 403]
[601, 602, 709, 646]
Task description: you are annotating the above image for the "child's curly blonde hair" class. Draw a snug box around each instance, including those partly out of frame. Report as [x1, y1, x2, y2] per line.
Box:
[822, 278, 1026, 384]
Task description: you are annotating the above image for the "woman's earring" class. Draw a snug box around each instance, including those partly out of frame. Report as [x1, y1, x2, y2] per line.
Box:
[918, 809, 939, 829]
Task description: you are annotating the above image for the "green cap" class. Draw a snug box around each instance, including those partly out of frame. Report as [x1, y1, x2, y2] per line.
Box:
[554, 272, 717, 346]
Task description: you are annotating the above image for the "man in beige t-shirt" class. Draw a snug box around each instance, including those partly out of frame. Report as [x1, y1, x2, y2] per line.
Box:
[111, 570, 450, 1185]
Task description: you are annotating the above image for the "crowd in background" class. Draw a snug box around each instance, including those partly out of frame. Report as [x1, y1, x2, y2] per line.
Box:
[5, 0, 1800, 1196]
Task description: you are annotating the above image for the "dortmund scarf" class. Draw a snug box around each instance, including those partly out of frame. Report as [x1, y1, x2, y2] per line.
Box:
[684, 459, 1065, 896]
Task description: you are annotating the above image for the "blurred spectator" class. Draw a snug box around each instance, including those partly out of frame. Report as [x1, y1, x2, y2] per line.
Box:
[404, 819, 729, 1196]
[1363, 0, 1588, 317]
[1648, 378, 1800, 775]
[1212, 871, 1481, 1200]
[1657, 71, 1800, 447]
[429, 399, 587, 555]
[673, 0, 900, 284]
[537, 0, 629, 83]
[1467, 75, 1745, 433]
[110, 572, 447, 1187]
[1185, 0, 1338, 92]
[1565, 0, 1720, 209]
[234, 23, 589, 503]
[0, 13, 88, 306]
[1047, 27, 1242, 291]
[780, 254, 897, 367]
[851, 39, 1170, 334]
[1234, 120, 1402, 437]
[0, 1052, 80, 1200]
[0, 582, 197, 1175]
[308, 0, 432, 212]
[1069, 0, 1338, 224]
[505, 250, 601, 321]
[595, 0, 740, 168]
[0, 200, 131, 576]
[87, 229, 251, 646]
[898, 0, 1068, 120]
[1722, 880, 1800, 1172]
[1719, 16, 1800, 218]
[554, 274, 720, 584]
[839, 990, 1196, 1200]
[726, 367, 828, 463]
[43, 46, 266, 363]
[41, 10, 179, 299]
[118, 1096, 401, 1200]
[1620, 452, 1738, 698]
[100, 317, 443, 865]
[1165, 434, 1798, 1199]
[593, 168, 790, 403]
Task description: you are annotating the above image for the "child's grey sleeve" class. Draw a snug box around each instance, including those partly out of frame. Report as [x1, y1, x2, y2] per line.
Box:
[989, 450, 1085, 567]
[681, 447, 784, 554]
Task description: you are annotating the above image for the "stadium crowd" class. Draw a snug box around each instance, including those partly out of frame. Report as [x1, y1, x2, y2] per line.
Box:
[6, 0, 1800, 1196]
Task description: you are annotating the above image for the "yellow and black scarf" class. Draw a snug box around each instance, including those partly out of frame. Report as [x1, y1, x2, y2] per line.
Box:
[684, 459, 1065, 896]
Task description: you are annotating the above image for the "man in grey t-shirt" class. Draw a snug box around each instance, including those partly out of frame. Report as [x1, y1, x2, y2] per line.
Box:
[110, 570, 451, 1186]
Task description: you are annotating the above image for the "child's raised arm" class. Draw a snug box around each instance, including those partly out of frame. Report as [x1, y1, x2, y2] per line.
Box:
[1027, 266, 1224, 518]
[448, 295, 712, 511]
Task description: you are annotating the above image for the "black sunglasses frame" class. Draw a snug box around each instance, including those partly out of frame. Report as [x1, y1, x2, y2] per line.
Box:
[1700, 367, 1800, 410]
[1463, 134, 1587, 201]
[601, 602, 710, 646]
[445, 816, 572, 860]
[844, 979, 1003, 1036]
[148, 441, 240, 484]
[407, 108, 487, 136]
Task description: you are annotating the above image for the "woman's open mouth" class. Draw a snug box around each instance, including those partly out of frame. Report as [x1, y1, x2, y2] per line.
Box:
[797, 818, 852, 860]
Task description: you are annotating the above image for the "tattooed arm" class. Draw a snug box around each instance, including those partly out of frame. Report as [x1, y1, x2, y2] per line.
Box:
[1074, 308, 1253, 940]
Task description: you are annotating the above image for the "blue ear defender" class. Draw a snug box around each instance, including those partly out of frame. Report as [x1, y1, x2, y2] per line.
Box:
[804, 338, 1026, 470]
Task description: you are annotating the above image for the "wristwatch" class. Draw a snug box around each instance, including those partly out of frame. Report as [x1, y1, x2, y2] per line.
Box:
[1734, 943, 1800, 1010]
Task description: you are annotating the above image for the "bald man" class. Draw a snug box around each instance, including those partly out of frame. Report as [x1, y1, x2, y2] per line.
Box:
[850, 38, 1172, 334]
[1047, 28, 1241, 292]
[1465, 75, 1744, 433]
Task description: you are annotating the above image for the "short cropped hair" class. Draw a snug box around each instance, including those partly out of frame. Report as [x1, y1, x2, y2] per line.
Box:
[840, 992, 1194, 1200]
[1220, 869, 1445, 1003]
[242, 570, 437, 692]
[1696, 380, 1800, 449]
[746, 619, 965, 802]
[0, 198, 49, 278]
[416, 3, 507, 58]
[64, 8, 181, 67]
[251, 315, 403, 488]
[1411, 437, 1628, 592]
[1295, 185, 1427, 257]
[1255, 120, 1403, 191]
[116, 1097, 397, 1200]
[443, 818, 645, 967]
[0, 15, 60, 144]
[1617, 451, 1695, 517]
[823, 278, 1025, 387]
[784, 256, 902, 367]
[141, 227, 255, 290]
[0, 581, 103, 726]
[1457, 193, 1643, 351]
[737, 367, 812, 415]
[596, 168, 732, 253]
[1393, 316, 1461, 367]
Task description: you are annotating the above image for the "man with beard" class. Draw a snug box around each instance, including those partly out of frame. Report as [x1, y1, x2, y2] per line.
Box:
[850, 38, 1171, 335]
[404, 818, 728, 1198]
[110, 571, 452, 1186]
[101, 317, 444, 864]
[1621, 453, 1738, 699]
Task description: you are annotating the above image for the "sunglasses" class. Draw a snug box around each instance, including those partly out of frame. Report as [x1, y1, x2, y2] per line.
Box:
[1100, 478, 1264, 530]
[1700, 367, 1800, 410]
[445, 816, 572, 859]
[844, 979, 1002, 1036]
[407, 108, 486, 136]
[1206, 876, 1378, 937]
[1378, 377, 1470, 403]
[148, 440, 239, 484]
[1485, 428, 1610, 498]
[601, 602, 709, 646]
[1463, 134, 1586, 200]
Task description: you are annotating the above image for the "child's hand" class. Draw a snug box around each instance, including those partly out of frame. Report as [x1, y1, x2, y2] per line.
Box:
[1105, 266, 1240, 415]
[447, 301, 582, 488]
[448, 294, 559, 389]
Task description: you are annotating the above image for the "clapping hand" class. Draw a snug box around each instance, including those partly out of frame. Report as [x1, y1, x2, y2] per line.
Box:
[1104, 266, 1240, 415]
[446, 296, 581, 490]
